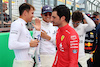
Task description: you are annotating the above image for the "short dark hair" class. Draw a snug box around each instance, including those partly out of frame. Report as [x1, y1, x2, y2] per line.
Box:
[93, 12, 100, 16]
[19, 3, 35, 16]
[92, 12, 100, 18]
[53, 5, 70, 23]
[72, 10, 83, 22]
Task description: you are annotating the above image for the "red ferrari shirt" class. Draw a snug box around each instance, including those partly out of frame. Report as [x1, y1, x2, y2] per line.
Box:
[52, 24, 79, 67]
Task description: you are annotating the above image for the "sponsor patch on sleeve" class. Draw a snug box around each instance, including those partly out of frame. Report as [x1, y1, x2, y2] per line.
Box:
[71, 35, 77, 40]
[11, 30, 18, 34]
[72, 49, 77, 53]
[70, 35, 78, 48]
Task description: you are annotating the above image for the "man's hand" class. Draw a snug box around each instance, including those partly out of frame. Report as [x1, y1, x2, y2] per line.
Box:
[41, 30, 51, 40]
[82, 12, 85, 16]
[30, 39, 39, 47]
[8, 21, 11, 24]
[32, 18, 41, 31]
[3, 21, 11, 24]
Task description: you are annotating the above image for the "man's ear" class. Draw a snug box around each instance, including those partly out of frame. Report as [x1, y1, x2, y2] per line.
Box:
[61, 16, 65, 21]
[41, 13, 43, 17]
[23, 10, 27, 16]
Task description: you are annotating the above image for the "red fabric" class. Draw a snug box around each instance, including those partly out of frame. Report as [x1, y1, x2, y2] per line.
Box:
[52, 24, 79, 67]
[85, 47, 92, 50]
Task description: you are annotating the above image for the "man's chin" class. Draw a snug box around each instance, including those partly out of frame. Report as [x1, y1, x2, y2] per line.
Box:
[47, 20, 50, 22]
[53, 23, 58, 26]
[29, 20, 32, 22]
[74, 26, 77, 28]
[53, 25, 58, 26]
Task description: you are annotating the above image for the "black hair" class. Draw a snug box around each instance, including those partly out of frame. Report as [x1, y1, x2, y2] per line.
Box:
[72, 10, 83, 22]
[19, 3, 35, 16]
[53, 5, 70, 23]
[92, 12, 100, 18]
[93, 12, 100, 16]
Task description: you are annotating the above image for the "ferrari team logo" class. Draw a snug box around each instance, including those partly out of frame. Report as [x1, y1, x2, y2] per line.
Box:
[61, 35, 65, 41]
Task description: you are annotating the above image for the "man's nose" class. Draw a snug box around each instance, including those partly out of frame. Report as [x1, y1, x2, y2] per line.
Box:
[32, 14, 34, 18]
[74, 24, 77, 27]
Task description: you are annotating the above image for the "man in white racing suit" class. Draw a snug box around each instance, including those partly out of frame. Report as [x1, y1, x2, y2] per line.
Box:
[8, 3, 40, 67]
[33, 5, 57, 67]
[69, 11, 95, 67]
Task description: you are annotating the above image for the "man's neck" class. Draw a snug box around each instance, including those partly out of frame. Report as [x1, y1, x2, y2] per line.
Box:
[20, 16, 27, 23]
[43, 19, 49, 23]
[58, 21, 68, 28]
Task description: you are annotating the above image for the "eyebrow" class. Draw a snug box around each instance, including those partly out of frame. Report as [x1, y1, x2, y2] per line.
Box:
[52, 16, 56, 18]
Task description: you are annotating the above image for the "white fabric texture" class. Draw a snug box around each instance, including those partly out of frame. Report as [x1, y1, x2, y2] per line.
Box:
[13, 59, 34, 67]
[78, 53, 93, 67]
[78, 56, 87, 67]
[40, 55, 55, 67]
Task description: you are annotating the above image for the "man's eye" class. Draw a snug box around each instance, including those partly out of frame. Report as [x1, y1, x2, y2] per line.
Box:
[32, 12, 34, 14]
[53, 17, 55, 19]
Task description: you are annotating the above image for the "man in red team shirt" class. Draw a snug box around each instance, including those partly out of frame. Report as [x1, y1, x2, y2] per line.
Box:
[51, 5, 79, 67]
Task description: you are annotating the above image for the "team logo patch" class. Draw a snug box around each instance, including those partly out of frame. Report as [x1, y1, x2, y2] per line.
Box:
[59, 43, 64, 52]
[61, 35, 65, 41]
[72, 49, 77, 53]
[90, 32, 93, 35]
[85, 42, 93, 46]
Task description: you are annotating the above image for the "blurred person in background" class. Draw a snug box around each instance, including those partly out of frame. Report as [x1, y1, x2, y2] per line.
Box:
[69, 10, 95, 67]
[83, 13, 97, 67]
[93, 12, 100, 67]
[0, 3, 11, 24]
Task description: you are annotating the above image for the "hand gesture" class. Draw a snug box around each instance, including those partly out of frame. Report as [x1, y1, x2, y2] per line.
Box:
[41, 30, 51, 40]
[82, 12, 85, 16]
[41, 30, 47, 38]
[32, 18, 41, 31]
[30, 39, 39, 47]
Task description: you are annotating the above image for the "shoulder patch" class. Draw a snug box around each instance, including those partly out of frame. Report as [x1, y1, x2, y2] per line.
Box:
[61, 35, 65, 41]
[72, 49, 77, 53]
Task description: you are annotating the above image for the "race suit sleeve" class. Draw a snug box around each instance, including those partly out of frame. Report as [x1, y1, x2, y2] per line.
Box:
[83, 14, 96, 32]
[8, 22, 30, 50]
[52, 51, 58, 67]
[68, 34, 79, 67]
[49, 27, 57, 46]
